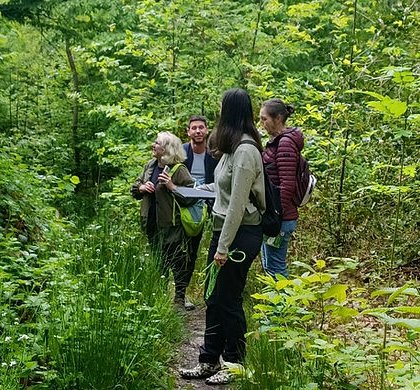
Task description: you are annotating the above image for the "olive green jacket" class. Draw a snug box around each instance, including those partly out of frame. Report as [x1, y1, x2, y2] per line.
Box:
[131, 159, 195, 243]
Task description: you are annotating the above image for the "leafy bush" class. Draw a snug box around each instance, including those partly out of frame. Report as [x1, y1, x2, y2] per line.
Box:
[243, 260, 419, 389]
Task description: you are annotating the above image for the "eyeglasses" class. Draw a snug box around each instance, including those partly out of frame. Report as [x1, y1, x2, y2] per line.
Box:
[190, 125, 206, 131]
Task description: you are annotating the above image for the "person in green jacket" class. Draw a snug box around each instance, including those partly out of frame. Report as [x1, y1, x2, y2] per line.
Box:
[131, 131, 195, 308]
[180, 88, 266, 385]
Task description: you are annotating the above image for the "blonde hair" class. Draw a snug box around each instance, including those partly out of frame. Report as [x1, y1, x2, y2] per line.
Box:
[156, 131, 186, 165]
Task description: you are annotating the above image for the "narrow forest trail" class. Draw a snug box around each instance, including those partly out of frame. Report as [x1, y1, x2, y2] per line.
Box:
[173, 305, 233, 390]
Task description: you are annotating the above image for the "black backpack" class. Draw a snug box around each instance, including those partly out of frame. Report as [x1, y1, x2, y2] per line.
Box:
[282, 134, 317, 207]
[239, 140, 282, 237]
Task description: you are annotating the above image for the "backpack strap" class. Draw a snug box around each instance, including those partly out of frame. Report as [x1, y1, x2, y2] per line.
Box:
[238, 140, 264, 211]
[167, 163, 184, 226]
[168, 163, 183, 177]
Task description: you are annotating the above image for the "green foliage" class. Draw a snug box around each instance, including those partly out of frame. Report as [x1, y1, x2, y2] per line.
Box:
[46, 216, 183, 389]
[0, 0, 419, 388]
[0, 136, 77, 241]
[0, 207, 184, 388]
[362, 284, 420, 389]
[245, 260, 420, 389]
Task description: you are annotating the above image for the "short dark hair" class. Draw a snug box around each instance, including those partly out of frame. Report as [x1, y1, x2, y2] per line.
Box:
[216, 88, 262, 154]
[261, 98, 295, 124]
[188, 115, 208, 128]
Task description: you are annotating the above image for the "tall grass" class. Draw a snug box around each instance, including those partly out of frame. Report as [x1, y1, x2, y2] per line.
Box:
[239, 334, 316, 390]
[46, 210, 184, 389]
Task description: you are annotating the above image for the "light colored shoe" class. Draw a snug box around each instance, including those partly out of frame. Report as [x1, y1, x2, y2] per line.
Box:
[184, 296, 195, 311]
[205, 361, 244, 385]
[205, 369, 235, 385]
[179, 362, 221, 379]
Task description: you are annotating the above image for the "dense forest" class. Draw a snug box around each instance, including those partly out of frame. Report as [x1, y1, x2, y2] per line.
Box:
[0, 0, 419, 389]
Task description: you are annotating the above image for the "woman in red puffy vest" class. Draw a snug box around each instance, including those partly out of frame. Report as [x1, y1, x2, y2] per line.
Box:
[259, 98, 304, 278]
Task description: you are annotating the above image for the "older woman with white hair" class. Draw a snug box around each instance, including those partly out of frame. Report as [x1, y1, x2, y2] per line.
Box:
[131, 131, 195, 309]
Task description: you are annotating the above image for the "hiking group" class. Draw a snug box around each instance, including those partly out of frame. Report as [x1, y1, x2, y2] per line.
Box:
[131, 88, 314, 385]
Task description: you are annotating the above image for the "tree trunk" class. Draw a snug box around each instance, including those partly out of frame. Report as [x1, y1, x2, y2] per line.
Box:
[65, 37, 81, 176]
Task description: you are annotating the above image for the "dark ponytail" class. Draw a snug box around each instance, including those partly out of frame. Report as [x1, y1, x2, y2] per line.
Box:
[262, 98, 294, 124]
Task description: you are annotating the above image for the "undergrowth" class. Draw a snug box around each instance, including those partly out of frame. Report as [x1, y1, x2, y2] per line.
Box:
[0, 205, 184, 389]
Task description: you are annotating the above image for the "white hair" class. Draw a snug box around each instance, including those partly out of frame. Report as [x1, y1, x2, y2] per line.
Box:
[156, 131, 186, 165]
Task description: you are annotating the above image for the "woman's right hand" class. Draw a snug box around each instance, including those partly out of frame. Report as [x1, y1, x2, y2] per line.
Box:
[214, 251, 228, 266]
[139, 181, 155, 193]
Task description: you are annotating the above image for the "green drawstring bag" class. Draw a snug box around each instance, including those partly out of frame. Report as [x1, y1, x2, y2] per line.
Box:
[170, 164, 208, 237]
[174, 198, 208, 237]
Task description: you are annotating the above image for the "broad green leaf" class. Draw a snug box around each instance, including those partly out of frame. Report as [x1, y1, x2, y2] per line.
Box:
[393, 360, 405, 370]
[24, 361, 38, 370]
[251, 293, 270, 301]
[323, 284, 348, 303]
[269, 295, 282, 305]
[70, 176, 80, 185]
[326, 306, 359, 318]
[284, 339, 298, 348]
[403, 165, 416, 178]
[361, 308, 388, 315]
[0, 34, 7, 46]
[346, 89, 385, 100]
[383, 344, 418, 354]
[288, 292, 317, 304]
[394, 128, 413, 138]
[391, 318, 420, 331]
[256, 274, 277, 288]
[363, 312, 420, 331]
[392, 306, 420, 315]
[371, 287, 419, 298]
[315, 259, 326, 269]
[292, 261, 316, 273]
[348, 89, 408, 117]
[254, 304, 275, 312]
[393, 71, 415, 84]
[287, 2, 320, 19]
[367, 97, 407, 118]
[275, 279, 291, 290]
[388, 283, 415, 305]
[353, 183, 412, 195]
[332, 15, 351, 28]
[303, 273, 332, 284]
[408, 114, 420, 123]
[75, 15, 91, 23]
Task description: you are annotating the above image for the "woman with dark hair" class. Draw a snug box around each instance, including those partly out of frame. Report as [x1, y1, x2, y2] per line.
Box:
[259, 98, 303, 278]
[180, 88, 265, 385]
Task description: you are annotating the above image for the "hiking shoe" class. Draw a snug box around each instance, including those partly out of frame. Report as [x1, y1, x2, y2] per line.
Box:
[184, 297, 195, 311]
[179, 362, 221, 379]
[205, 362, 244, 385]
[174, 297, 195, 311]
[205, 369, 235, 385]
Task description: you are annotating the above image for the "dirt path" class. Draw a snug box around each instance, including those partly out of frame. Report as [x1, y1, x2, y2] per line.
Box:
[173, 305, 233, 390]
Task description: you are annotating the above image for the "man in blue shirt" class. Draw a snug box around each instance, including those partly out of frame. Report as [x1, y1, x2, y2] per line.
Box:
[182, 115, 218, 310]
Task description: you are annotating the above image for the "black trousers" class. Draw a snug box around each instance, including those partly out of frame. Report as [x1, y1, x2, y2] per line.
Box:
[147, 228, 195, 301]
[183, 229, 203, 291]
[199, 224, 263, 364]
[161, 241, 193, 300]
